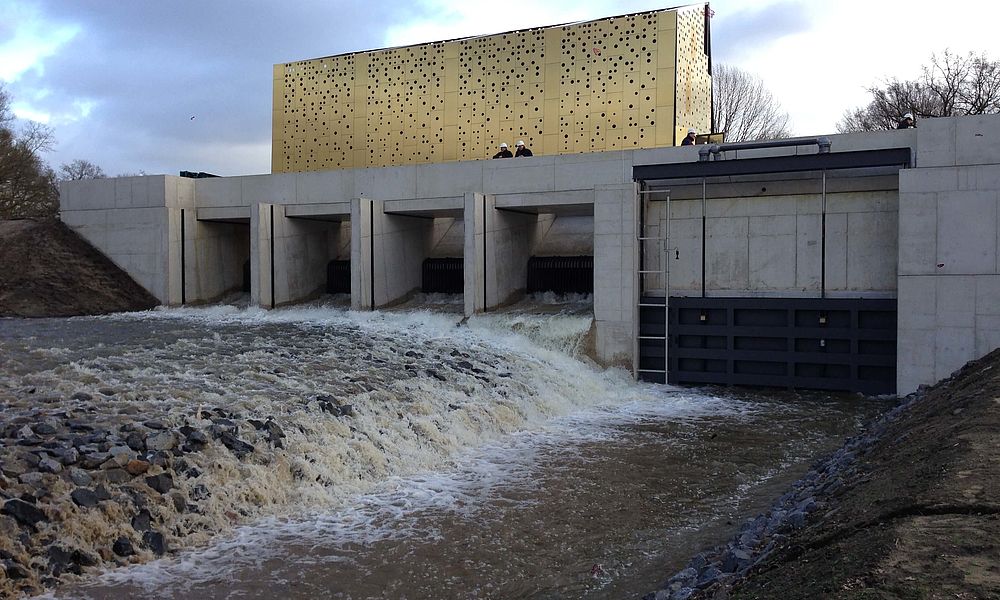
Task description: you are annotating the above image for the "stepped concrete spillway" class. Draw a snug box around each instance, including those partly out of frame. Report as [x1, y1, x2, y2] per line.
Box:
[59, 115, 1000, 395]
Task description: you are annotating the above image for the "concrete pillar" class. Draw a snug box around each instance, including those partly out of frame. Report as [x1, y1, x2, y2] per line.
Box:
[351, 197, 435, 309]
[463, 192, 540, 316]
[464, 192, 486, 316]
[350, 197, 374, 310]
[593, 182, 639, 368]
[251, 202, 276, 308]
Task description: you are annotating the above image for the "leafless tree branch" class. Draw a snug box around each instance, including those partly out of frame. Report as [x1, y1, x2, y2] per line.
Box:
[838, 50, 1000, 132]
[712, 64, 791, 142]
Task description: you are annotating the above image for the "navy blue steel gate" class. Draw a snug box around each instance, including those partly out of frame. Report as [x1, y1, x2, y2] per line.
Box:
[639, 296, 897, 395]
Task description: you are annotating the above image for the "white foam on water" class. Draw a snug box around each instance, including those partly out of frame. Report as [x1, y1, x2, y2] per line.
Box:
[57, 387, 753, 596]
[11, 300, 776, 598]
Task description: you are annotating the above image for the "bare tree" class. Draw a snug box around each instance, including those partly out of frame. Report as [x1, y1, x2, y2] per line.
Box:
[60, 159, 106, 180]
[0, 86, 13, 127]
[0, 84, 59, 219]
[0, 129, 59, 219]
[712, 64, 791, 142]
[838, 50, 1000, 132]
[19, 121, 55, 154]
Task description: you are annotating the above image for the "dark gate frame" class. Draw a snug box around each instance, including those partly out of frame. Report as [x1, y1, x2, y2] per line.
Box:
[633, 147, 912, 394]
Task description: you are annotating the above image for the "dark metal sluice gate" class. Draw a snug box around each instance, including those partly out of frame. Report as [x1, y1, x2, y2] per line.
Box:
[638, 297, 897, 394]
[326, 260, 351, 294]
[633, 143, 912, 395]
[422, 256, 595, 295]
[422, 258, 464, 293]
[527, 256, 593, 294]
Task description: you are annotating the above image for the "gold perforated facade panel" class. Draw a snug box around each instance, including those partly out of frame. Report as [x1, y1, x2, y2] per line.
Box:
[272, 5, 711, 172]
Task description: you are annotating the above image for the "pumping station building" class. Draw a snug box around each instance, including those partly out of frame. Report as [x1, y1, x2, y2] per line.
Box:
[59, 4, 1000, 398]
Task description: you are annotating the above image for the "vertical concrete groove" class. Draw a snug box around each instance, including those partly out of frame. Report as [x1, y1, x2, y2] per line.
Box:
[270, 205, 275, 308]
[821, 170, 827, 298]
[701, 177, 706, 298]
[482, 195, 487, 312]
[369, 200, 374, 309]
[180, 209, 186, 305]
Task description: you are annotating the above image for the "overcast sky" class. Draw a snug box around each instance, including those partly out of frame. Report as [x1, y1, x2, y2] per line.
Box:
[2, 0, 998, 177]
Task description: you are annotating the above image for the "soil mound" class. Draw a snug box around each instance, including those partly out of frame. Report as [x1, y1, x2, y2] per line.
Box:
[719, 350, 1000, 599]
[0, 219, 158, 317]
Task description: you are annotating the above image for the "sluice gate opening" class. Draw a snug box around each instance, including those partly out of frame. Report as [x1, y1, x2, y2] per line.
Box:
[526, 256, 594, 295]
[633, 145, 912, 393]
[186, 213, 251, 305]
[326, 260, 351, 294]
[422, 258, 464, 293]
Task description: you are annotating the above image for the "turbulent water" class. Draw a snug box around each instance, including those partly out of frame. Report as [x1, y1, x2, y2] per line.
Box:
[0, 294, 885, 599]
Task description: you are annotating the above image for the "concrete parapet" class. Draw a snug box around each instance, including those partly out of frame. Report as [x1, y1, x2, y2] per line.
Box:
[916, 115, 1000, 168]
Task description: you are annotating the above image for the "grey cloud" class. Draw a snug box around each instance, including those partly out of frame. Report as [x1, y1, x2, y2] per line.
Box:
[12, 0, 419, 176]
[711, 1, 814, 62]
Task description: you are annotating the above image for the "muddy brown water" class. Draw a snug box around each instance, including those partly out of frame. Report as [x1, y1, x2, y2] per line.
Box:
[0, 303, 887, 600]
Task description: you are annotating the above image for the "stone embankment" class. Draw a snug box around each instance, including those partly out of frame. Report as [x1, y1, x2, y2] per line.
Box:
[645, 404, 910, 599]
[645, 348, 1000, 600]
[0, 388, 353, 598]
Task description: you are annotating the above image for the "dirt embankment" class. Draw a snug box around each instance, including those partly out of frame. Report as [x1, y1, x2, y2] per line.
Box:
[0, 219, 158, 317]
[670, 349, 1000, 599]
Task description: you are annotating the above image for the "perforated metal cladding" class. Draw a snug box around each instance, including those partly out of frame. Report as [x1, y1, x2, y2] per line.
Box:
[674, 7, 711, 141]
[272, 5, 711, 172]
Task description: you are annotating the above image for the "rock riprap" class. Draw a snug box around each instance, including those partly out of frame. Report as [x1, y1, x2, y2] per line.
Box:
[0, 390, 351, 598]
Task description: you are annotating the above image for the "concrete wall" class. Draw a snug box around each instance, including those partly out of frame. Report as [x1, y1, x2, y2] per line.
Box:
[375, 211, 433, 307]
[487, 197, 540, 310]
[195, 152, 634, 209]
[897, 115, 1000, 394]
[57, 119, 1000, 393]
[351, 198, 373, 310]
[183, 217, 249, 304]
[275, 215, 333, 305]
[464, 193, 565, 314]
[648, 187, 898, 297]
[593, 183, 639, 367]
[428, 218, 464, 258]
[350, 198, 435, 309]
[533, 215, 595, 256]
[60, 175, 194, 304]
[329, 222, 351, 260]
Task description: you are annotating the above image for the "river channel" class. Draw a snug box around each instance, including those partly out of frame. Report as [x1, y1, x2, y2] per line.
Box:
[0, 296, 886, 599]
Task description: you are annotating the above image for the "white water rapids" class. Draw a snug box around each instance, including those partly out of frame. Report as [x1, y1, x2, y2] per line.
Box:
[0, 295, 883, 599]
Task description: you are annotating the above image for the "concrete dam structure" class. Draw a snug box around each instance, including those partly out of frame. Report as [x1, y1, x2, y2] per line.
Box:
[59, 115, 1000, 397]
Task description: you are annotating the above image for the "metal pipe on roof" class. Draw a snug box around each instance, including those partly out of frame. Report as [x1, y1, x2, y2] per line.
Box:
[698, 137, 832, 162]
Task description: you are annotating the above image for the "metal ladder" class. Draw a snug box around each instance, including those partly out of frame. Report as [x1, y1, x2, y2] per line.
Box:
[635, 188, 671, 383]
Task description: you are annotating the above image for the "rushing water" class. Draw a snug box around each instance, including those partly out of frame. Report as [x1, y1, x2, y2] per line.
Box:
[0, 295, 885, 599]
